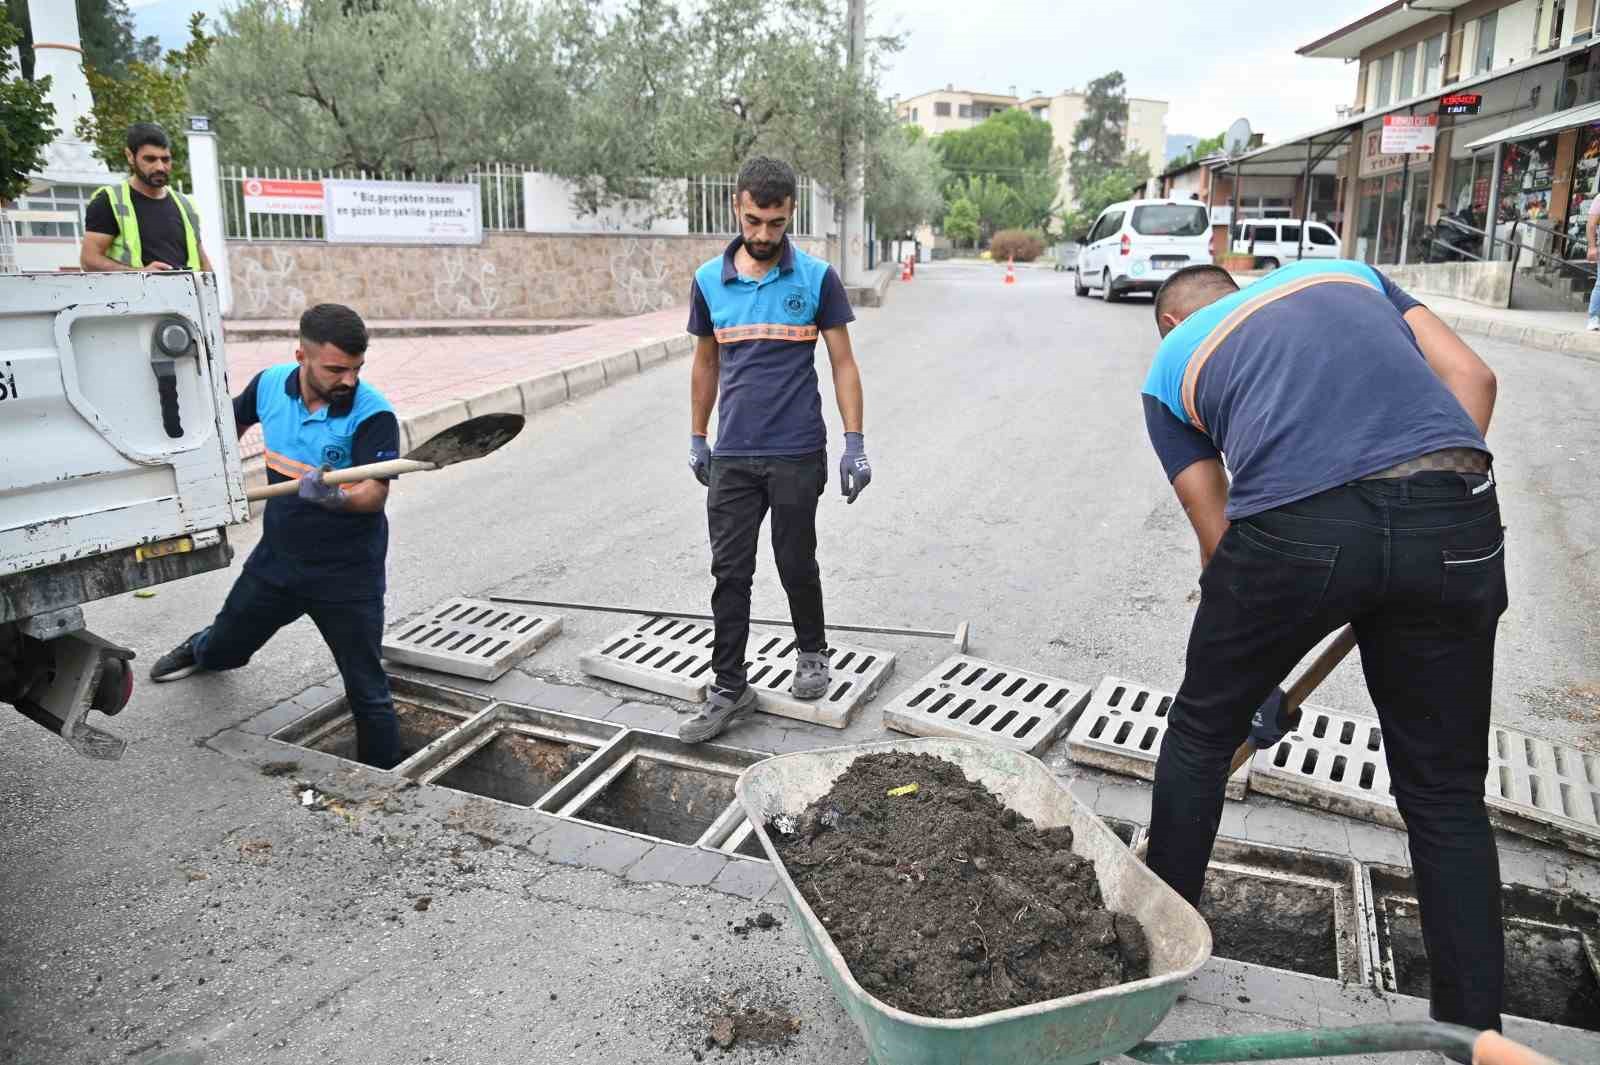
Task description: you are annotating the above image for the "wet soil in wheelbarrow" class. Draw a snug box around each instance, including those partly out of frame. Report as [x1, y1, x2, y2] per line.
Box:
[770, 752, 1149, 1019]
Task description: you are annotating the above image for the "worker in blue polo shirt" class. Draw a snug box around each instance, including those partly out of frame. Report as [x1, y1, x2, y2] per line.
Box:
[148, 304, 405, 769]
[678, 156, 869, 743]
[1141, 260, 1504, 1039]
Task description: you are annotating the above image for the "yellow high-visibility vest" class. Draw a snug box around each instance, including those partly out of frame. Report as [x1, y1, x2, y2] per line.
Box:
[94, 180, 201, 269]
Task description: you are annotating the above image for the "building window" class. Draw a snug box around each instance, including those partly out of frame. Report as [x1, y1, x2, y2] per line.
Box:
[1376, 54, 1395, 107]
[13, 184, 97, 239]
[1474, 11, 1498, 74]
[934, 101, 951, 117]
[959, 104, 972, 118]
[1578, 0, 1596, 41]
[911, 108, 919, 122]
[1399, 44, 1417, 101]
[1545, 0, 1567, 50]
[1032, 106, 1047, 118]
[1423, 34, 1444, 92]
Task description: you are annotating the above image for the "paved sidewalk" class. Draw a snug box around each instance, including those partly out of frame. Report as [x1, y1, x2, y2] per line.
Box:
[231, 307, 689, 460]
[225, 317, 600, 340]
[1422, 294, 1600, 362]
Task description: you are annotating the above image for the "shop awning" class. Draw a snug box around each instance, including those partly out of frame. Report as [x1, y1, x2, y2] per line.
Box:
[1462, 99, 1600, 150]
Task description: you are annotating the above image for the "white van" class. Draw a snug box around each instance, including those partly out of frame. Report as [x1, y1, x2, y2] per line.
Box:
[1075, 199, 1213, 302]
[1231, 219, 1340, 268]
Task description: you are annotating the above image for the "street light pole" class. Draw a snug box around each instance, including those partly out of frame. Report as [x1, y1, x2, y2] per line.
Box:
[840, 0, 867, 285]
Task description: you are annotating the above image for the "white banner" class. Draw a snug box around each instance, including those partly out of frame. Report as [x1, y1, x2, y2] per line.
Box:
[1380, 115, 1438, 156]
[323, 180, 482, 244]
[242, 177, 324, 216]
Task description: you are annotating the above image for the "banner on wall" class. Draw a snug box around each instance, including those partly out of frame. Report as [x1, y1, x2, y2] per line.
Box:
[1360, 129, 1432, 178]
[1380, 115, 1438, 156]
[242, 178, 324, 216]
[323, 180, 482, 244]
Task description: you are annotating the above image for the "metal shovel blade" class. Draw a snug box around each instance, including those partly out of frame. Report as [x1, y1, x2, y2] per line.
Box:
[405, 412, 526, 467]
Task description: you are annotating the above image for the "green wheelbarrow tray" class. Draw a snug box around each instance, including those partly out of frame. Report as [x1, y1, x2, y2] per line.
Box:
[735, 738, 1567, 1065]
[734, 737, 1212, 1065]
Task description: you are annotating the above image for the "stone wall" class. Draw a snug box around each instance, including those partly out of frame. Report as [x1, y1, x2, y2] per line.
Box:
[1382, 261, 1513, 309]
[225, 232, 832, 320]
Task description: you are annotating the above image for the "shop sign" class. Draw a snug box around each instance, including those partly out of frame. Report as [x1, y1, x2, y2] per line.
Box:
[1439, 92, 1483, 116]
[1380, 114, 1438, 155]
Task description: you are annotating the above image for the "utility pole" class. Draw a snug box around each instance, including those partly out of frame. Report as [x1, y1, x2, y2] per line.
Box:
[840, 0, 867, 285]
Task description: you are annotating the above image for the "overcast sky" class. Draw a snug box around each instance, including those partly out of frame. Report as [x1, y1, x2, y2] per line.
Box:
[131, 0, 1387, 146]
[869, 0, 1383, 142]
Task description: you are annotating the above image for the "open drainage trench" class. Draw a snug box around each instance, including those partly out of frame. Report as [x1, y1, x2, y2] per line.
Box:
[267, 681, 1600, 1030]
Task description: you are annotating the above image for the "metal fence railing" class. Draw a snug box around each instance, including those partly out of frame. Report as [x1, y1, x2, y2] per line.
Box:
[687, 174, 814, 238]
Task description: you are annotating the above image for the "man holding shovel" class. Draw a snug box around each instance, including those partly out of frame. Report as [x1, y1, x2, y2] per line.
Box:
[149, 304, 405, 769]
[1142, 261, 1505, 1037]
[679, 156, 869, 743]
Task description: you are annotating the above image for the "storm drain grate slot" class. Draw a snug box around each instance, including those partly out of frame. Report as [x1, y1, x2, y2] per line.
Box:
[881, 655, 1090, 754]
[1370, 865, 1600, 1031]
[1067, 677, 1248, 800]
[413, 704, 624, 808]
[1248, 706, 1399, 828]
[384, 597, 562, 681]
[582, 616, 893, 728]
[1484, 724, 1600, 858]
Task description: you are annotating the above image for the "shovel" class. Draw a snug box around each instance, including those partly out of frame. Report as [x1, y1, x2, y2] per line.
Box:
[246, 413, 525, 501]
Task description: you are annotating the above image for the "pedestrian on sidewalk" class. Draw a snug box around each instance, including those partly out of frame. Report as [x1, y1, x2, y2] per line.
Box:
[149, 305, 406, 769]
[679, 156, 870, 743]
[80, 122, 212, 274]
[1142, 260, 1504, 1045]
[1583, 190, 1600, 330]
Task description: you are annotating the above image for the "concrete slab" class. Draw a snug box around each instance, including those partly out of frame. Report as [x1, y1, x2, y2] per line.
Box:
[634, 341, 671, 369]
[519, 369, 569, 412]
[626, 845, 728, 888]
[403, 399, 470, 452]
[708, 859, 778, 900]
[485, 672, 624, 719]
[464, 382, 525, 419]
[602, 701, 683, 732]
[564, 359, 607, 398]
[577, 833, 655, 876]
[600, 349, 640, 384]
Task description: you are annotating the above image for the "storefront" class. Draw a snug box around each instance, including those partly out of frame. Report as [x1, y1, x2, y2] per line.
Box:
[1464, 92, 1600, 264]
[1352, 126, 1432, 265]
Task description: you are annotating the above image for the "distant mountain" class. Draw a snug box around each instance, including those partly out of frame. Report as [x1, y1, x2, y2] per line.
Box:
[1165, 134, 1200, 165]
[132, 0, 227, 54]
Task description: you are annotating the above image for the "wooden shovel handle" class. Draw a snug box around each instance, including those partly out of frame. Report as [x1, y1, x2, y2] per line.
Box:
[1226, 625, 1360, 776]
[246, 458, 436, 501]
[1473, 1030, 1563, 1065]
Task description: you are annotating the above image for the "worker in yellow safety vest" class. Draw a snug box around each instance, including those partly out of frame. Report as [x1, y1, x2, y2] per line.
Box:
[81, 122, 212, 273]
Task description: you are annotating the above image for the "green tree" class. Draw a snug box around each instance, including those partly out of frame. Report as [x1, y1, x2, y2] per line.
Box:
[1061, 150, 1153, 239]
[76, 14, 214, 186]
[934, 109, 1054, 190]
[1170, 130, 1225, 170]
[1069, 71, 1130, 201]
[3, 0, 159, 81]
[866, 123, 945, 257]
[942, 196, 979, 250]
[955, 173, 1014, 242]
[0, 19, 58, 203]
[191, 0, 570, 174]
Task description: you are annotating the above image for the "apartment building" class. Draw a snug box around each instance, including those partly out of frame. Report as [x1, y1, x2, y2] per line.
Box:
[896, 85, 1169, 206]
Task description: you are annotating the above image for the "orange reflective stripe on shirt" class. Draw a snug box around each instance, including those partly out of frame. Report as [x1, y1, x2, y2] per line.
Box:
[264, 448, 313, 479]
[713, 323, 820, 345]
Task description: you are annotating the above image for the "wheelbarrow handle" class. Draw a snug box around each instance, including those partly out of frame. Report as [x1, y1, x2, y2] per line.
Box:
[1125, 1020, 1562, 1064]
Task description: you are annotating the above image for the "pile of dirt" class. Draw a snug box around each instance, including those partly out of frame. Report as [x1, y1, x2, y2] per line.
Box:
[730, 912, 781, 938]
[770, 752, 1148, 1019]
[705, 1005, 801, 1052]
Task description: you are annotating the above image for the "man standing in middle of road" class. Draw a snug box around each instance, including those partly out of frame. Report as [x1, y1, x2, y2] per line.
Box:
[679, 156, 870, 743]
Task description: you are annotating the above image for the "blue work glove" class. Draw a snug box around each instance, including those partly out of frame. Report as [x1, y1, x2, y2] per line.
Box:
[1248, 689, 1297, 750]
[839, 432, 871, 504]
[689, 435, 711, 487]
[297, 466, 346, 511]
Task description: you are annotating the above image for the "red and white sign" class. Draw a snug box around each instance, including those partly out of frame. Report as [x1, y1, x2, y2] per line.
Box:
[1380, 114, 1439, 156]
[242, 178, 324, 216]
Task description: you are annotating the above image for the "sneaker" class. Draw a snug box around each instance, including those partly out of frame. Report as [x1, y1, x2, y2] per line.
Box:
[679, 684, 756, 744]
[1589, 316, 1600, 331]
[149, 632, 204, 682]
[791, 650, 831, 700]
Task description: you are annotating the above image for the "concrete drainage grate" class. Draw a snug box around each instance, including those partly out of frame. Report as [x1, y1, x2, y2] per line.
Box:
[383, 597, 562, 681]
[580, 617, 892, 729]
[1485, 724, 1600, 859]
[411, 704, 624, 808]
[1066, 677, 1248, 800]
[1248, 706, 1400, 829]
[271, 678, 489, 773]
[881, 654, 1090, 754]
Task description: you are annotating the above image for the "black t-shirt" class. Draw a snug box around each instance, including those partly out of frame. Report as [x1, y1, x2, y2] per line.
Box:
[83, 185, 197, 268]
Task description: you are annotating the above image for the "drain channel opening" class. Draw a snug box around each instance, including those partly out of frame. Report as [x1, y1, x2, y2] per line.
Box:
[1372, 869, 1600, 1031]
[573, 756, 737, 845]
[435, 731, 598, 807]
[287, 700, 470, 764]
[1199, 865, 1340, 979]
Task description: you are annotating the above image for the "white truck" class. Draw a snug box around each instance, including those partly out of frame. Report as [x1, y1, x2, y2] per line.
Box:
[1, 270, 250, 759]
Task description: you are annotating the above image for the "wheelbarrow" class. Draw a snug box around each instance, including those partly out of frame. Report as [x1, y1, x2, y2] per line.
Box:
[734, 737, 1561, 1065]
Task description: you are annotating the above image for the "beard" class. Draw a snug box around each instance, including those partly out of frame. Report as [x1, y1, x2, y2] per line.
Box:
[314, 380, 355, 405]
[745, 238, 780, 261]
[138, 166, 169, 187]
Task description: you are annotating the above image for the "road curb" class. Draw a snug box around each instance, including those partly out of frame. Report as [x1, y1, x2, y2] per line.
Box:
[241, 331, 693, 507]
[1439, 313, 1600, 365]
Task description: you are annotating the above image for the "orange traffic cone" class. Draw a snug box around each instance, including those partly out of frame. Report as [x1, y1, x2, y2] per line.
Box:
[1004, 256, 1016, 285]
[900, 255, 912, 281]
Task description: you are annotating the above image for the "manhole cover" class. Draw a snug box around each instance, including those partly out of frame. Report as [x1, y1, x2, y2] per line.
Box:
[580, 617, 893, 728]
[881, 654, 1089, 754]
[383, 597, 562, 680]
[1485, 724, 1600, 859]
[1067, 677, 1247, 800]
[1247, 706, 1398, 827]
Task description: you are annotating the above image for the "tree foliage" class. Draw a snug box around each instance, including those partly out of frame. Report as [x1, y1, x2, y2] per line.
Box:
[76, 14, 214, 186]
[865, 123, 946, 240]
[931, 109, 1062, 241]
[0, 19, 57, 203]
[1170, 130, 1225, 170]
[942, 197, 979, 248]
[1061, 151, 1153, 239]
[1069, 70, 1130, 199]
[3, 0, 157, 81]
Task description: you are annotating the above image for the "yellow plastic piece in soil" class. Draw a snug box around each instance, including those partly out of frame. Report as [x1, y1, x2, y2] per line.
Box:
[886, 783, 919, 797]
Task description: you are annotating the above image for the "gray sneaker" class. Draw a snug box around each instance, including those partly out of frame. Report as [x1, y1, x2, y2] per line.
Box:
[791, 650, 831, 700]
[679, 684, 757, 744]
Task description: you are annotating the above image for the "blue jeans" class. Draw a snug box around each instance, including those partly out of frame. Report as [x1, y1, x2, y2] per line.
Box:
[1146, 472, 1508, 1032]
[194, 571, 400, 768]
[1589, 276, 1600, 317]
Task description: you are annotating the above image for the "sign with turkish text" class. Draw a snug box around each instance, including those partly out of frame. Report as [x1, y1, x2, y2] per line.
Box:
[1359, 129, 1430, 177]
[242, 178, 325, 216]
[322, 180, 482, 244]
[1439, 92, 1483, 116]
[1380, 114, 1438, 155]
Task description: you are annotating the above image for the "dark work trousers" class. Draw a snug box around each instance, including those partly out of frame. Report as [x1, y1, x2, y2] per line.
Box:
[1146, 472, 1508, 1032]
[706, 452, 827, 693]
[194, 570, 401, 768]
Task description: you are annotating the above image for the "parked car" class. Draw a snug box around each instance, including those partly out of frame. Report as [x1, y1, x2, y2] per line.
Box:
[1230, 219, 1340, 268]
[1075, 199, 1213, 302]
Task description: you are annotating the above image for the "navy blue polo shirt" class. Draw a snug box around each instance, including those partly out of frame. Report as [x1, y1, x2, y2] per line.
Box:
[233, 364, 400, 600]
[687, 237, 854, 456]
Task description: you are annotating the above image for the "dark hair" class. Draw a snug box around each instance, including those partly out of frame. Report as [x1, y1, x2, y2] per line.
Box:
[299, 303, 370, 357]
[126, 122, 171, 155]
[735, 156, 798, 209]
[1154, 264, 1238, 326]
